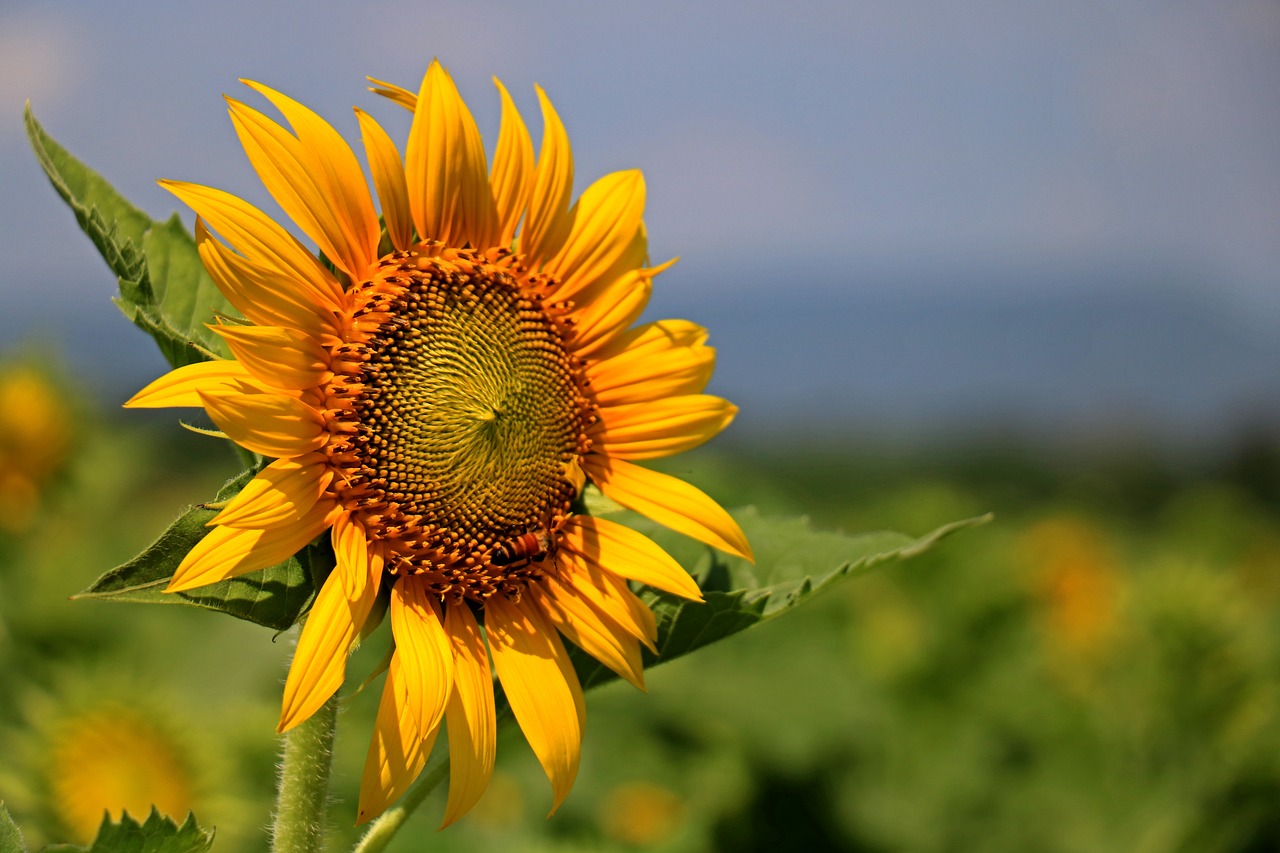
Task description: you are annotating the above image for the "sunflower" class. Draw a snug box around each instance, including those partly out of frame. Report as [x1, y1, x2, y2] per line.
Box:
[0, 362, 72, 535]
[126, 59, 750, 826]
[0, 673, 244, 850]
[46, 702, 197, 843]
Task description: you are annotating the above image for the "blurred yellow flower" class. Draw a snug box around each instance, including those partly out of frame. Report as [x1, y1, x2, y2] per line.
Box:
[1016, 515, 1123, 659]
[46, 703, 195, 843]
[0, 673, 250, 851]
[0, 364, 72, 533]
[1235, 529, 1280, 608]
[601, 781, 687, 846]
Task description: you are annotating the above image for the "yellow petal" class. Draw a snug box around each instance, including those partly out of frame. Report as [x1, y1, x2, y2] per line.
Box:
[558, 221, 649, 309]
[570, 257, 677, 357]
[485, 594, 584, 814]
[439, 602, 496, 828]
[561, 515, 703, 601]
[608, 568, 659, 648]
[194, 220, 341, 338]
[160, 181, 344, 308]
[587, 343, 715, 406]
[357, 657, 441, 824]
[490, 78, 535, 249]
[166, 500, 335, 592]
[124, 360, 256, 409]
[595, 318, 708, 362]
[584, 456, 753, 562]
[546, 171, 645, 302]
[232, 82, 380, 278]
[404, 60, 498, 249]
[592, 394, 737, 460]
[211, 324, 329, 391]
[577, 291, 689, 363]
[355, 107, 413, 252]
[213, 454, 328, 529]
[198, 386, 325, 458]
[223, 98, 360, 278]
[279, 516, 383, 731]
[367, 76, 417, 111]
[389, 577, 453, 743]
[571, 271, 651, 357]
[518, 86, 575, 267]
[531, 580, 645, 690]
[553, 548, 657, 651]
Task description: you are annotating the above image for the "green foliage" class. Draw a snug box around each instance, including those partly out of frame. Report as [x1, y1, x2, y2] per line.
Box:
[556, 456, 1280, 853]
[0, 802, 28, 853]
[39, 810, 212, 853]
[24, 108, 232, 368]
[72, 469, 315, 631]
[572, 510, 989, 690]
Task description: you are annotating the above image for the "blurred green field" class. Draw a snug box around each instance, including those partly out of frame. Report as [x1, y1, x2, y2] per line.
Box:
[3, 363, 1280, 852]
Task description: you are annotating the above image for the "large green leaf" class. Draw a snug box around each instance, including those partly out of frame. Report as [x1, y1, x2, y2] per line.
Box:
[25, 106, 232, 368]
[570, 508, 990, 690]
[40, 809, 213, 853]
[73, 469, 317, 632]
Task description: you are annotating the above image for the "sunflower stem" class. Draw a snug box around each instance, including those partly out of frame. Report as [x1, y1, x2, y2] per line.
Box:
[271, 695, 337, 853]
[351, 757, 451, 853]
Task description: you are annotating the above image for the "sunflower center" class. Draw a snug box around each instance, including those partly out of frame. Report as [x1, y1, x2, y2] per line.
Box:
[325, 247, 591, 592]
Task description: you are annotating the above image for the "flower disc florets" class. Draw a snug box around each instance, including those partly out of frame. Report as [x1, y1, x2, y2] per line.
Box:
[323, 245, 594, 600]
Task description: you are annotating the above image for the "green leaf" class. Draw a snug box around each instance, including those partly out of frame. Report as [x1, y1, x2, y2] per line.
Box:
[73, 469, 317, 631]
[579, 484, 625, 517]
[0, 801, 27, 853]
[25, 106, 233, 368]
[570, 508, 990, 690]
[39, 809, 212, 853]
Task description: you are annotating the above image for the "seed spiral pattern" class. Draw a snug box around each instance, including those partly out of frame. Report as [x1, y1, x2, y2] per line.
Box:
[321, 246, 594, 600]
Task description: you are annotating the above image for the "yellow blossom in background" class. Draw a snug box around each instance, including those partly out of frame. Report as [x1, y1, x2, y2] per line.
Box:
[601, 781, 687, 846]
[1235, 528, 1280, 609]
[46, 703, 195, 843]
[0, 363, 72, 534]
[1015, 515, 1124, 684]
[0, 676, 233, 851]
[126, 59, 750, 824]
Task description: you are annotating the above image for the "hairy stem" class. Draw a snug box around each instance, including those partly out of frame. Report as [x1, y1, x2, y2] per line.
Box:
[271, 695, 337, 853]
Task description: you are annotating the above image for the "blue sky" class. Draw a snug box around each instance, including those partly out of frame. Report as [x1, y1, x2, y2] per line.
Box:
[2, 1, 1278, 443]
